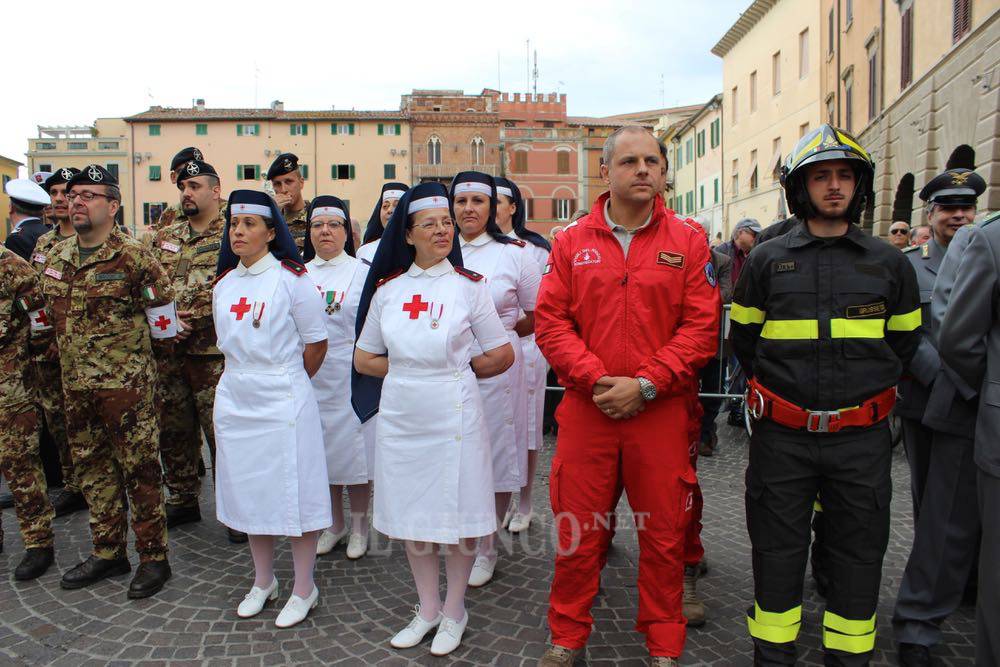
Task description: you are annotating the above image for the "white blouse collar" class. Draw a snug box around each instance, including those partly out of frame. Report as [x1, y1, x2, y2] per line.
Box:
[460, 232, 492, 248]
[406, 258, 454, 278]
[236, 252, 279, 276]
[310, 251, 351, 268]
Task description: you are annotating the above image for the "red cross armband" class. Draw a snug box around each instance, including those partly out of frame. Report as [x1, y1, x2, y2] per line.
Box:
[145, 301, 179, 339]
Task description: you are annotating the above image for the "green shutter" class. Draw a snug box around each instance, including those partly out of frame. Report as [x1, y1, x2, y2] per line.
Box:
[300, 165, 308, 179]
[377, 124, 384, 135]
[331, 123, 337, 134]
[714, 178, 719, 203]
[149, 165, 160, 180]
[254, 124, 260, 136]
[395, 123, 401, 135]
[331, 165, 338, 179]
[302, 124, 308, 136]
[236, 165, 242, 180]
[253, 165, 260, 179]
[349, 123, 355, 135]
[149, 125, 160, 136]
[196, 123, 207, 135]
[349, 165, 356, 179]
[237, 125, 244, 136]
[290, 124, 296, 135]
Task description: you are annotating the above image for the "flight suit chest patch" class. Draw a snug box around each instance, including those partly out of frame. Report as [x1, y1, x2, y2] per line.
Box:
[846, 301, 887, 318]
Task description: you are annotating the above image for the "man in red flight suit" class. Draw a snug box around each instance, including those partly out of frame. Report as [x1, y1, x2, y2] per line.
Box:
[535, 125, 720, 667]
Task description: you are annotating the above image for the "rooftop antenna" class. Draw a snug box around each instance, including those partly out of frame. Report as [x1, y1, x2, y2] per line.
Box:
[532, 50, 539, 97]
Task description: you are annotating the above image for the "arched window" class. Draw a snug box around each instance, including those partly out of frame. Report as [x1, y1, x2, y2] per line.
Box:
[471, 136, 485, 165]
[427, 135, 442, 165]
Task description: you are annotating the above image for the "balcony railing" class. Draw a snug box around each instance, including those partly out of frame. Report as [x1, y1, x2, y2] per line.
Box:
[414, 163, 498, 179]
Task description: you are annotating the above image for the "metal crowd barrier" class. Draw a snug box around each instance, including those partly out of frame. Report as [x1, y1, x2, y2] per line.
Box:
[543, 304, 745, 400]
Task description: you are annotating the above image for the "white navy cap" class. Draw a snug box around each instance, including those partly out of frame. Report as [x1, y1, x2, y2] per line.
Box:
[4, 178, 51, 207]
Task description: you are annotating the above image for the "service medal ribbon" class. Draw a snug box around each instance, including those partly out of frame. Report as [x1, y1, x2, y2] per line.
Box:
[252, 301, 266, 329]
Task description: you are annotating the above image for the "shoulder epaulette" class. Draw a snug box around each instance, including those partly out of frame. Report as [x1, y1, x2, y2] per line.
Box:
[508, 238, 526, 247]
[213, 267, 234, 285]
[901, 245, 919, 253]
[282, 258, 307, 276]
[454, 266, 484, 282]
[376, 269, 404, 288]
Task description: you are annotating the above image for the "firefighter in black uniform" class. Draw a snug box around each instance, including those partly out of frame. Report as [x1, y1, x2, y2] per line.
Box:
[731, 125, 921, 666]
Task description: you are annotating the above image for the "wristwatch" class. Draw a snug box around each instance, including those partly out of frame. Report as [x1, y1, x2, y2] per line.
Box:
[637, 376, 657, 402]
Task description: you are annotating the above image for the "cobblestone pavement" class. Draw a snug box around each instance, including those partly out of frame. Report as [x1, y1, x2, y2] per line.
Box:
[0, 419, 976, 666]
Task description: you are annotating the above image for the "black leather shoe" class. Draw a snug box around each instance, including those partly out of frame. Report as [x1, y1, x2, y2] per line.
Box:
[227, 528, 249, 544]
[50, 489, 88, 517]
[60, 555, 131, 589]
[898, 642, 931, 666]
[14, 547, 55, 581]
[127, 560, 172, 599]
[0, 491, 13, 510]
[165, 504, 202, 529]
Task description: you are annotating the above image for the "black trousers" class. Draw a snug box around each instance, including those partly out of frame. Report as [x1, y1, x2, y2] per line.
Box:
[746, 419, 892, 666]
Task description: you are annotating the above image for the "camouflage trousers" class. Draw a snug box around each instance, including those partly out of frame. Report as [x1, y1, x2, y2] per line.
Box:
[156, 353, 223, 508]
[64, 384, 168, 562]
[33, 359, 78, 492]
[0, 407, 55, 549]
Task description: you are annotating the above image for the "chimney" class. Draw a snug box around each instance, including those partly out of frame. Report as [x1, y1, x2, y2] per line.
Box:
[194, 98, 205, 110]
[271, 100, 284, 111]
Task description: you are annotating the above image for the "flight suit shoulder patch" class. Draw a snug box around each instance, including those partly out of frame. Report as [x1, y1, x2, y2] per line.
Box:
[376, 269, 404, 288]
[281, 259, 307, 276]
[455, 267, 484, 282]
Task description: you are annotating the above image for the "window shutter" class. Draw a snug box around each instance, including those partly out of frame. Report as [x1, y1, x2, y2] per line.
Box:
[237, 125, 243, 136]
[395, 123, 401, 135]
[569, 199, 577, 218]
[254, 124, 260, 136]
[377, 124, 384, 135]
[290, 124, 296, 135]
[302, 124, 308, 136]
[349, 123, 355, 135]
[254, 165, 260, 179]
[349, 165, 356, 179]
[331, 123, 337, 134]
[331, 165, 337, 179]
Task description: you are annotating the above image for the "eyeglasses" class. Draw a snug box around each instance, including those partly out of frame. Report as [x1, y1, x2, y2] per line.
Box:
[66, 191, 112, 202]
[889, 228, 909, 235]
[310, 221, 346, 230]
[414, 219, 454, 232]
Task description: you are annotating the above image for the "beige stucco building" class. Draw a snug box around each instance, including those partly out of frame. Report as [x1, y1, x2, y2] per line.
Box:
[713, 0, 823, 235]
[1, 154, 25, 240]
[25, 120, 134, 229]
[125, 101, 410, 232]
[819, 0, 999, 234]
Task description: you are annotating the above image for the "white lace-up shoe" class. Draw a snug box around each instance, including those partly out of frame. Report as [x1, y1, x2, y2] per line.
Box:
[468, 554, 497, 587]
[346, 533, 368, 559]
[508, 511, 534, 533]
[236, 577, 278, 618]
[274, 586, 319, 628]
[430, 611, 468, 656]
[390, 605, 442, 648]
[316, 526, 349, 555]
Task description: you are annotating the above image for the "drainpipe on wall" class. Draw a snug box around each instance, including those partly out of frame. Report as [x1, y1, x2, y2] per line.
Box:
[312, 121, 318, 201]
[130, 121, 136, 233]
[836, 0, 842, 126]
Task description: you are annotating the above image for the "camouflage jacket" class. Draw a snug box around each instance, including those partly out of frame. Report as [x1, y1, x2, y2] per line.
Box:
[40, 228, 176, 390]
[149, 203, 225, 355]
[0, 247, 47, 410]
[30, 228, 76, 273]
[284, 200, 310, 253]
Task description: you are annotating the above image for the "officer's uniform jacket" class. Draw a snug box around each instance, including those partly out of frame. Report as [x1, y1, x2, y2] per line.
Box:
[896, 239, 944, 420]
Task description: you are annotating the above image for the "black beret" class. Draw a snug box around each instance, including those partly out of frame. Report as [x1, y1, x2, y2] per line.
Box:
[267, 153, 300, 181]
[42, 167, 80, 193]
[66, 164, 119, 189]
[170, 147, 205, 172]
[919, 168, 986, 206]
[176, 160, 219, 184]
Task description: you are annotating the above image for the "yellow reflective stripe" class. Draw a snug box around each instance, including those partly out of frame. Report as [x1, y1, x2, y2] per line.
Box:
[754, 602, 802, 627]
[887, 308, 922, 332]
[813, 499, 823, 512]
[748, 617, 801, 644]
[834, 130, 872, 162]
[761, 320, 819, 339]
[731, 303, 767, 325]
[824, 610, 876, 635]
[794, 132, 824, 164]
[823, 628, 876, 654]
[830, 318, 885, 339]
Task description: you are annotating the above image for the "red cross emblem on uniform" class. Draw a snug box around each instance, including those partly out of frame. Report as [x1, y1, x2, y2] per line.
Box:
[230, 297, 251, 320]
[32, 310, 49, 328]
[153, 315, 172, 331]
[402, 295, 429, 319]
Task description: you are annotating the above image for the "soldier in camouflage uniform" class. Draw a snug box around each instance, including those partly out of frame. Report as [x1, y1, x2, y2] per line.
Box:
[40, 164, 177, 599]
[267, 152, 310, 252]
[148, 160, 245, 542]
[150, 147, 204, 230]
[0, 246, 56, 580]
[26, 168, 89, 517]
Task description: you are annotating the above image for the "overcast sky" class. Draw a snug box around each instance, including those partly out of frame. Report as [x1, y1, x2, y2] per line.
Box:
[4, 0, 750, 171]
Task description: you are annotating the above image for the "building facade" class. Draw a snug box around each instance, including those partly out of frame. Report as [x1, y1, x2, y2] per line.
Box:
[663, 95, 725, 240]
[403, 89, 500, 185]
[1, 154, 24, 240]
[125, 101, 410, 231]
[820, 0, 999, 233]
[713, 0, 823, 235]
[25, 120, 134, 229]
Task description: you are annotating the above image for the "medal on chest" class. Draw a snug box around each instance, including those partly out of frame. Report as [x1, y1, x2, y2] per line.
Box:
[429, 302, 444, 329]
[401, 294, 445, 330]
[252, 301, 266, 329]
[324, 290, 345, 315]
